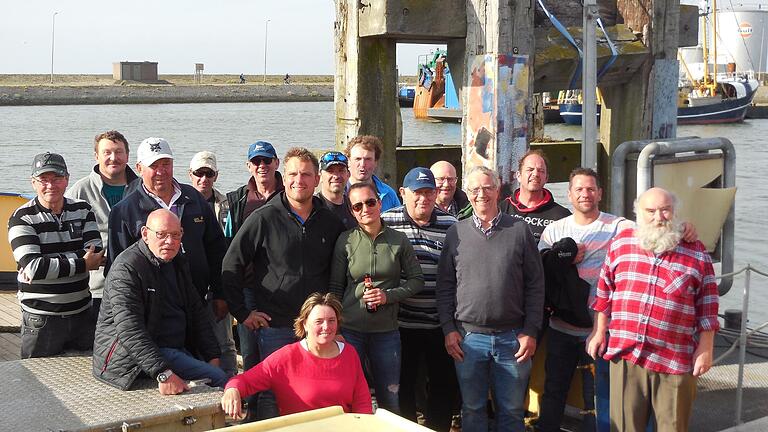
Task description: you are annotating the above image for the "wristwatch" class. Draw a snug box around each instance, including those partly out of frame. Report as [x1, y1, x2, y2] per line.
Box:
[157, 369, 173, 383]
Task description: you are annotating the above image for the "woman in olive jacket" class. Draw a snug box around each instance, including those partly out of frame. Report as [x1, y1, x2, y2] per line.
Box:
[329, 182, 423, 413]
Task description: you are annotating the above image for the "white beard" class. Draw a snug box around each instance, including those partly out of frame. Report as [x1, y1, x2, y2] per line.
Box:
[636, 220, 682, 254]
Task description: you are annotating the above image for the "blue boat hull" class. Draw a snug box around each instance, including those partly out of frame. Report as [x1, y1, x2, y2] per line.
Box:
[677, 86, 758, 125]
[559, 103, 601, 126]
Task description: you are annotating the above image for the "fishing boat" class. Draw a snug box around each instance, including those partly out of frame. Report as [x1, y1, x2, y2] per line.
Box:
[0, 193, 30, 289]
[413, 50, 462, 122]
[398, 85, 415, 107]
[557, 89, 601, 126]
[676, 0, 760, 125]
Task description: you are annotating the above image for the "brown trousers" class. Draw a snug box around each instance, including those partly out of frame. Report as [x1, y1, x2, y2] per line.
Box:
[609, 359, 697, 432]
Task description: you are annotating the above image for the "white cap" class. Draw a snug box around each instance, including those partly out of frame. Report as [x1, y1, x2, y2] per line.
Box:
[137, 137, 174, 166]
[189, 151, 218, 172]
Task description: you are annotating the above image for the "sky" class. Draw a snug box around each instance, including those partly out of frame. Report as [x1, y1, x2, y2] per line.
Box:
[1, 0, 444, 76]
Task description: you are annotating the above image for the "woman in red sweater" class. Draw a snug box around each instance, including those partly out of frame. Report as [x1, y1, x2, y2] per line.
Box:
[220, 293, 373, 418]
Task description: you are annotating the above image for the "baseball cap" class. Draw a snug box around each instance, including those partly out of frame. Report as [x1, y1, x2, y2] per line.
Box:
[189, 151, 218, 172]
[31, 152, 68, 177]
[403, 167, 436, 190]
[248, 141, 277, 160]
[137, 137, 174, 166]
[320, 151, 349, 171]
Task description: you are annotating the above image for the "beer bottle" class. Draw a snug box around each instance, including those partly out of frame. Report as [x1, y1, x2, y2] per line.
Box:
[363, 273, 377, 313]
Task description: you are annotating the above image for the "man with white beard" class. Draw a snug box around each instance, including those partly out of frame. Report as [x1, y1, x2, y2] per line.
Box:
[587, 187, 719, 432]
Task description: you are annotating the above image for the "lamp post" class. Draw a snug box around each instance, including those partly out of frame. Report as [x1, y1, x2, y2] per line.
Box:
[50, 11, 58, 84]
[263, 19, 270, 84]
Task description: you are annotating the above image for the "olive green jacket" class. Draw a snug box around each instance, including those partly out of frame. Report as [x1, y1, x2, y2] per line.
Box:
[329, 224, 424, 333]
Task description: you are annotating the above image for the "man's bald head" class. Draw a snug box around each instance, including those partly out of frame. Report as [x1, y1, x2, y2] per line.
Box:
[430, 161, 458, 207]
[142, 209, 183, 262]
[634, 187, 682, 253]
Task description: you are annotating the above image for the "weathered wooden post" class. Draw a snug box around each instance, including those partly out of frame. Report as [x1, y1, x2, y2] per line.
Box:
[455, 0, 536, 193]
[598, 0, 681, 206]
[334, 0, 400, 185]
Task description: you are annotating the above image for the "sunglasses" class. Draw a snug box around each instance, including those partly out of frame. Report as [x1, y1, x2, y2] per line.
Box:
[250, 156, 273, 166]
[351, 198, 378, 212]
[192, 168, 216, 178]
[321, 152, 349, 164]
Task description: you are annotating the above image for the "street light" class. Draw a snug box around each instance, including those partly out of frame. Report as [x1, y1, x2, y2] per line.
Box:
[50, 11, 58, 84]
[263, 19, 270, 84]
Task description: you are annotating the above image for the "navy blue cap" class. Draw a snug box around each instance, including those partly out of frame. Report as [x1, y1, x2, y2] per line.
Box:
[247, 141, 277, 160]
[403, 167, 436, 190]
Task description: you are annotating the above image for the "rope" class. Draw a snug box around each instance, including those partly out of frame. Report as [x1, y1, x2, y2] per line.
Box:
[537, 0, 583, 89]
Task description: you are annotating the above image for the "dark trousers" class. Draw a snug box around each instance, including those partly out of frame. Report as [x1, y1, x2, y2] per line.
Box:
[21, 309, 95, 358]
[399, 327, 458, 431]
[538, 328, 596, 432]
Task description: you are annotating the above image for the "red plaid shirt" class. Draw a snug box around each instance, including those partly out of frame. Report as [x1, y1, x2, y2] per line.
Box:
[592, 229, 720, 374]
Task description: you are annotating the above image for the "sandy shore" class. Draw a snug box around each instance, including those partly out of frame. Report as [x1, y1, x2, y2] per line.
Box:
[0, 74, 335, 106]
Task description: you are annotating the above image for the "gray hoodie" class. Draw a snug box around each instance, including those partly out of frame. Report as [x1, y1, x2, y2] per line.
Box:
[65, 165, 140, 298]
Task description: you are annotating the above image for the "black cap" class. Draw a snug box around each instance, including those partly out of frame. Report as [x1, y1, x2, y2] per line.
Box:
[31, 152, 68, 177]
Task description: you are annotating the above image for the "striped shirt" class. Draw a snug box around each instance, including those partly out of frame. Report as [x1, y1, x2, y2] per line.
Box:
[592, 229, 720, 374]
[382, 206, 457, 329]
[7, 197, 101, 315]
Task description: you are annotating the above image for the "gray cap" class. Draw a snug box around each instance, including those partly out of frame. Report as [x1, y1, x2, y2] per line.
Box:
[31, 152, 68, 177]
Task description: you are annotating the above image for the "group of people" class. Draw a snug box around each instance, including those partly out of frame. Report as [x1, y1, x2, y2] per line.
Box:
[7, 130, 719, 432]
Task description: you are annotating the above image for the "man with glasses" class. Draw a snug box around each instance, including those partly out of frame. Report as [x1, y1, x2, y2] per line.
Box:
[437, 166, 545, 432]
[381, 167, 459, 430]
[430, 161, 472, 220]
[223, 147, 346, 419]
[317, 151, 356, 229]
[94, 209, 227, 394]
[9, 152, 104, 358]
[344, 135, 400, 212]
[187, 151, 238, 378]
[107, 137, 227, 335]
[224, 141, 283, 238]
[66, 131, 141, 324]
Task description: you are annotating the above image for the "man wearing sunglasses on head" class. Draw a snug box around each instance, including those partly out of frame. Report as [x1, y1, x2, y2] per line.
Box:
[317, 151, 356, 229]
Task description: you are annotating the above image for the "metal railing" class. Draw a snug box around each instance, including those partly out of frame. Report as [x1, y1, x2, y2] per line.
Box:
[712, 264, 768, 426]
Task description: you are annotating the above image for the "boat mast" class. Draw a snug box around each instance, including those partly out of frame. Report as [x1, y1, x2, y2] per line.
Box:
[702, 5, 710, 89]
[712, 0, 718, 89]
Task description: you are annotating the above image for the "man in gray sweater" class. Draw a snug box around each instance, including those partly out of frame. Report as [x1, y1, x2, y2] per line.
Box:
[437, 166, 545, 432]
[66, 130, 140, 322]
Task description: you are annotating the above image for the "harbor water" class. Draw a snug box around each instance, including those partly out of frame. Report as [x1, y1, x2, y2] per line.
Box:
[0, 101, 765, 322]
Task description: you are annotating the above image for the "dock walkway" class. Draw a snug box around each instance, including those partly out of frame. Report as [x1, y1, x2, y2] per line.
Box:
[0, 291, 20, 361]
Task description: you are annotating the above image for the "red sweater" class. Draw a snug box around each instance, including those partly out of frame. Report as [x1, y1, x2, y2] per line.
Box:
[225, 342, 373, 415]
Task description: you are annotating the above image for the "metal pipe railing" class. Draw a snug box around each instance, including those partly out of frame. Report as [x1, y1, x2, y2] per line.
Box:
[712, 264, 768, 426]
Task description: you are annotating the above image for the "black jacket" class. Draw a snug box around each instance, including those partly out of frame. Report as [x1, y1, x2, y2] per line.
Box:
[225, 172, 283, 238]
[106, 181, 227, 299]
[92, 240, 220, 390]
[500, 188, 571, 240]
[222, 192, 346, 327]
[540, 237, 592, 328]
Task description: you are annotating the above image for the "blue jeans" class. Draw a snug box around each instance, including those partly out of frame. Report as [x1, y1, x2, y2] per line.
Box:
[454, 329, 532, 432]
[237, 322, 260, 421]
[159, 347, 228, 388]
[255, 326, 297, 420]
[342, 328, 401, 413]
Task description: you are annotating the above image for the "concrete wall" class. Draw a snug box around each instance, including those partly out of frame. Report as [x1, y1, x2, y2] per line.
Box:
[0, 84, 333, 106]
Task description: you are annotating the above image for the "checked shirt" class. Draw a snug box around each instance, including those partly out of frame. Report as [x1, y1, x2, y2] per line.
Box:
[592, 229, 720, 374]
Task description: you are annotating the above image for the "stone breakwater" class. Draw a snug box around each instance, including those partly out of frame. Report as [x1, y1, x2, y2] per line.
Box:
[0, 84, 334, 106]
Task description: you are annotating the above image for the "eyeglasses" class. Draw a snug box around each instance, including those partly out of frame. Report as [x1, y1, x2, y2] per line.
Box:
[250, 157, 273, 166]
[467, 185, 497, 196]
[321, 152, 349, 165]
[191, 168, 216, 178]
[435, 176, 457, 185]
[351, 198, 378, 212]
[33, 176, 67, 186]
[146, 227, 184, 241]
